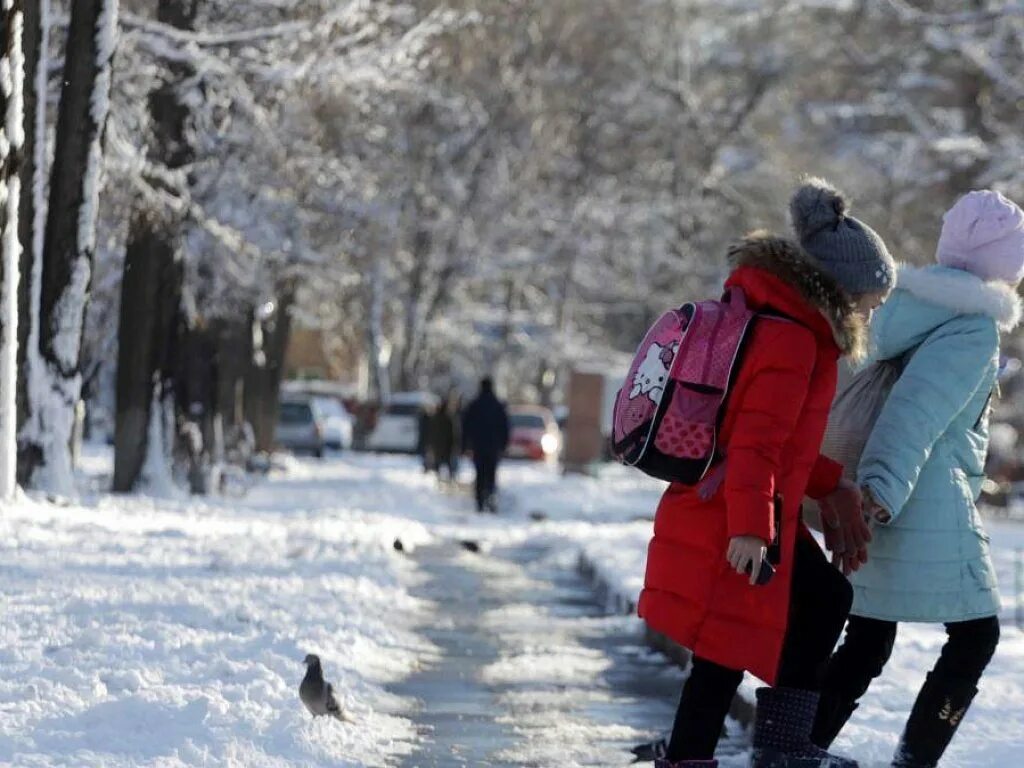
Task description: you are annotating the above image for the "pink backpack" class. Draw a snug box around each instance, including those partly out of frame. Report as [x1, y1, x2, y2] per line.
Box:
[610, 287, 763, 484]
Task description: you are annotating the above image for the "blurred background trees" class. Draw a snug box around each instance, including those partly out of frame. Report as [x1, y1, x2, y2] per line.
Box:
[0, 0, 1021, 493]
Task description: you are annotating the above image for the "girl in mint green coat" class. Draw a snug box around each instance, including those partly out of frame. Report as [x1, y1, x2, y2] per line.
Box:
[812, 191, 1024, 768]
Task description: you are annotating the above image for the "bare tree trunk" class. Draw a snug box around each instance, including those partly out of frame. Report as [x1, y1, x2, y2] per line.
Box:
[30, 0, 116, 494]
[112, 212, 181, 491]
[0, 0, 26, 501]
[211, 317, 249, 429]
[15, 0, 44, 483]
[366, 257, 390, 401]
[536, 247, 576, 407]
[112, 0, 197, 491]
[244, 287, 294, 453]
[398, 226, 429, 390]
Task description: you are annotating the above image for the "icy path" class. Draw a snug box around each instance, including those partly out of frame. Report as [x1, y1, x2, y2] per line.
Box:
[389, 538, 747, 767]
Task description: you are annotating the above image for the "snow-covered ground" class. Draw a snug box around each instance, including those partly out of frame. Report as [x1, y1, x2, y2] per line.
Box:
[0, 448, 1021, 766]
[0, 450, 443, 767]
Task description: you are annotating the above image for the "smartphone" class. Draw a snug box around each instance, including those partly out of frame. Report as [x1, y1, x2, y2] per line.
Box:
[744, 559, 776, 586]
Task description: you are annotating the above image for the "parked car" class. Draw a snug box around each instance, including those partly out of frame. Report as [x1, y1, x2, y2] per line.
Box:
[365, 392, 439, 453]
[275, 395, 325, 458]
[311, 396, 355, 451]
[507, 406, 562, 461]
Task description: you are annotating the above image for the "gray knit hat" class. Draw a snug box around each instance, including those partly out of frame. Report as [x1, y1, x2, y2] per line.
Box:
[789, 177, 896, 296]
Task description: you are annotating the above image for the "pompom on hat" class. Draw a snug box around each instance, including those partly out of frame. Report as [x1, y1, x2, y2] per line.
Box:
[789, 177, 896, 296]
[936, 190, 1024, 284]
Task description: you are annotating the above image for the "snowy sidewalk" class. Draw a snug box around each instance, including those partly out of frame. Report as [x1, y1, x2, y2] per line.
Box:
[2, 451, 1021, 766]
[388, 540, 725, 767]
[0, 453, 682, 767]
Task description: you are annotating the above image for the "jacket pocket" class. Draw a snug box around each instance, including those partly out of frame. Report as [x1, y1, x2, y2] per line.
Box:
[951, 468, 984, 505]
[967, 561, 997, 590]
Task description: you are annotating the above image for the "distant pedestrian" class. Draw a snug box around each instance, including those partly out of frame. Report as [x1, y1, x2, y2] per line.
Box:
[431, 392, 462, 484]
[813, 190, 1024, 767]
[462, 378, 510, 512]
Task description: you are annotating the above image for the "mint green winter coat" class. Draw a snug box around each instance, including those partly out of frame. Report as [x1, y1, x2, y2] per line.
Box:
[852, 264, 1021, 622]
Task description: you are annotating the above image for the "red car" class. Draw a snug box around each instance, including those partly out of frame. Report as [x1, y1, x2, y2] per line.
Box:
[507, 406, 562, 461]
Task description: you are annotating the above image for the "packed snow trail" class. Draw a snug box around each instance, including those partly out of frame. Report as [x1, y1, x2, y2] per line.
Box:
[390, 539, 747, 767]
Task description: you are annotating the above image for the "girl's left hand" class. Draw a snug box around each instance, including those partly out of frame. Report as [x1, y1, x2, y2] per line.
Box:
[727, 536, 767, 586]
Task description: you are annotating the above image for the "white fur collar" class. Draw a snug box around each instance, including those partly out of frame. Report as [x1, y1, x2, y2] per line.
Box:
[897, 264, 1022, 332]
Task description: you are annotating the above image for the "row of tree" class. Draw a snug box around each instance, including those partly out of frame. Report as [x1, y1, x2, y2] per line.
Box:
[1, 1, 1022, 500]
[0, 0, 480, 499]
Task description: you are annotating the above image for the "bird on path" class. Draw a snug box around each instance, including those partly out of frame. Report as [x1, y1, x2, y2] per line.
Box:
[299, 654, 352, 722]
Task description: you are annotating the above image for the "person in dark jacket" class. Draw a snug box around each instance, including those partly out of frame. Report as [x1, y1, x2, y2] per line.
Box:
[431, 392, 461, 484]
[462, 378, 510, 512]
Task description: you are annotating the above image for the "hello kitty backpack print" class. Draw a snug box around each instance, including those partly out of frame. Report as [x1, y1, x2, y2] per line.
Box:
[610, 287, 764, 484]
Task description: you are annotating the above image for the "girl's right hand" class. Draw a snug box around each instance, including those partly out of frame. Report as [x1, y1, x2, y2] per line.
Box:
[862, 486, 892, 525]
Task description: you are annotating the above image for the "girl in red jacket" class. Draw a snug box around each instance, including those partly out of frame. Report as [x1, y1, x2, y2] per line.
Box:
[641, 179, 894, 768]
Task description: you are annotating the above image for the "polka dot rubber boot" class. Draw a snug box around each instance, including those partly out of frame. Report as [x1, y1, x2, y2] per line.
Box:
[751, 687, 859, 767]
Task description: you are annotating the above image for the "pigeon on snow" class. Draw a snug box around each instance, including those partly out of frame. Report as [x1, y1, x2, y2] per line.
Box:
[300, 654, 351, 722]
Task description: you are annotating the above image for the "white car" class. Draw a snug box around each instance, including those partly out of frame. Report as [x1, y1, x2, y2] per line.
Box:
[366, 392, 439, 453]
[275, 396, 325, 458]
[311, 396, 355, 451]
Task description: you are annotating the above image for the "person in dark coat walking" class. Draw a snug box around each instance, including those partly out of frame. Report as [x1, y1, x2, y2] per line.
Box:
[431, 392, 461, 484]
[462, 378, 510, 512]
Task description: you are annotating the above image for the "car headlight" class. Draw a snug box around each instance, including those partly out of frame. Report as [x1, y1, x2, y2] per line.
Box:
[540, 433, 559, 455]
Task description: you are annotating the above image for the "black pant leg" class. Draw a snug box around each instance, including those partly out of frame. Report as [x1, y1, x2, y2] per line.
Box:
[667, 656, 744, 761]
[820, 616, 899, 701]
[775, 535, 855, 691]
[474, 455, 498, 510]
[932, 616, 1000, 688]
[473, 458, 487, 510]
[489, 457, 499, 498]
[811, 615, 898, 746]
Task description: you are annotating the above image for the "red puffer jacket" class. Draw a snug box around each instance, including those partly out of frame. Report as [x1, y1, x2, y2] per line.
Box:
[637, 233, 865, 685]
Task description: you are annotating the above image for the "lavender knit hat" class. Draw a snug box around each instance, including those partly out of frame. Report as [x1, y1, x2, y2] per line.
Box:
[936, 190, 1024, 284]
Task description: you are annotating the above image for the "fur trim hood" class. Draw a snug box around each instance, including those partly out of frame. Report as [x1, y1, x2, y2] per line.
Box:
[727, 231, 867, 359]
[897, 264, 1023, 332]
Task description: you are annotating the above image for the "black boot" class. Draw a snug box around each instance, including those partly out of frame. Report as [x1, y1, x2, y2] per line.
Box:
[751, 687, 859, 767]
[811, 689, 859, 749]
[892, 674, 977, 767]
[654, 760, 717, 768]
